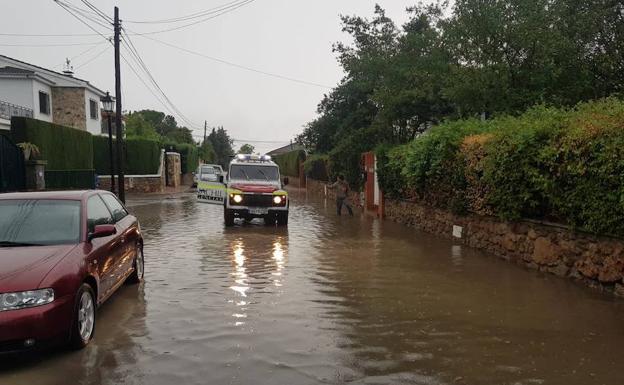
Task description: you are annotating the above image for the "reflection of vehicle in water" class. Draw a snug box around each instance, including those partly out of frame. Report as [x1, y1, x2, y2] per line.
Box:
[193, 164, 224, 187]
[223, 154, 289, 227]
[196, 164, 226, 204]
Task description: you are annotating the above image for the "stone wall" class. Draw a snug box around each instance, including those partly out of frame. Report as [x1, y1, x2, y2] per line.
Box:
[51, 87, 86, 130]
[297, 177, 624, 297]
[98, 175, 164, 193]
[384, 199, 624, 297]
[165, 152, 181, 187]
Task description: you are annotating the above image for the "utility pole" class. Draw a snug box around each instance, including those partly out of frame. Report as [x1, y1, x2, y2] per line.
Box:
[114, 6, 125, 203]
[204, 121, 207, 143]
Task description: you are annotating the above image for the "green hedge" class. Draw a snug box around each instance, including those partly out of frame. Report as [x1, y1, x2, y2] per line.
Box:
[164, 142, 199, 174]
[11, 117, 93, 170]
[377, 98, 624, 236]
[93, 136, 161, 175]
[274, 150, 306, 177]
[303, 154, 330, 181]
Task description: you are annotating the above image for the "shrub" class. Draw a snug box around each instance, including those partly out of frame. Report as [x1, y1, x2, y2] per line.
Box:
[303, 154, 330, 181]
[377, 98, 624, 236]
[274, 150, 306, 177]
[11, 117, 93, 170]
[93, 136, 161, 175]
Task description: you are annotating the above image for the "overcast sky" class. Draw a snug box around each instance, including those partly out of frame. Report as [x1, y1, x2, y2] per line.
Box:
[2, 0, 419, 153]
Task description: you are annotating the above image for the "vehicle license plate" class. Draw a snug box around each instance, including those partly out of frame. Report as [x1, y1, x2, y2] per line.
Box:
[249, 208, 269, 215]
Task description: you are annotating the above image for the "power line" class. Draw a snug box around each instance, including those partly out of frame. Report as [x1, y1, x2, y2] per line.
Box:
[57, 0, 112, 31]
[128, 0, 255, 35]
[0, 41, 101, 47]
[55, 41, 109, 68]
[74, 44, 111, 70]
[124, 0, 251, 24]
[80, 0, 113, 23]
[53, 0, 112, 41]
[130, 32, 333, 89]
[121, 29, 202, 128]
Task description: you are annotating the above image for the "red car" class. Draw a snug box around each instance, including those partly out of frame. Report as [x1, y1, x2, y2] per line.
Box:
[0, 190, 144, 353]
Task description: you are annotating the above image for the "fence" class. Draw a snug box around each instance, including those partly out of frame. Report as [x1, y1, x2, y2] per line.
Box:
[0, 100, 33, 120]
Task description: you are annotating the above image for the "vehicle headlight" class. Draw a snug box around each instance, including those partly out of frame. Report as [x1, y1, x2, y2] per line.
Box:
[232, 194, 243, 204]
[273, 196, 283, 204]
[0, 289, 54, 312]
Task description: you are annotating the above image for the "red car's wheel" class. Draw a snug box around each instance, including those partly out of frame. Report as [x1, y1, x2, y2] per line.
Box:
[70, 283, 96, 349]
[127, 245, 144, 284]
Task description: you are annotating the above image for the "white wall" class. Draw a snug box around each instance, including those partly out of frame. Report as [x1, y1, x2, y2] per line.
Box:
[0, 78, 34, 109]
[84, 88, 101, 135]
[31, 79, 53, 122]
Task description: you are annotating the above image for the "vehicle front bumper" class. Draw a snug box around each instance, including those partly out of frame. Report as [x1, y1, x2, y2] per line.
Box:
[0, 294, 73, 353]
[227, 206, 288, 217]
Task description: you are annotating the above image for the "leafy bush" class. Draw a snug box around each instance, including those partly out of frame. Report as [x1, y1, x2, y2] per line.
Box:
[377, 98, 624, 236]
[303, 154, 330, 181]
[93, 136, 161, 175]
[274, 150, 305, 177]
[11, 117, 93, 170]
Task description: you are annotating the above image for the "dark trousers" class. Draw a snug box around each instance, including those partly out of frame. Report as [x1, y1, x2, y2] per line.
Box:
[337, 197, 353, 216]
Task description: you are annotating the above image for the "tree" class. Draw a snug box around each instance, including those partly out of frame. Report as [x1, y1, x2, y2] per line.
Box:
[199, 139, 216, 163]
[165, 126, 195, 144]
[207, 126, 234, 168]
[238, 143, 255, 154]
[125, 112, 160, 140]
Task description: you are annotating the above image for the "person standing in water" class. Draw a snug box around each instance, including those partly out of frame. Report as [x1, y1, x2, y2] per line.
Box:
[328, 175, 353, 216]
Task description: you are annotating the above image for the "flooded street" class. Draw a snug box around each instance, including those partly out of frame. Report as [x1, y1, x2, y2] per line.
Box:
[2, 191, 624, 385]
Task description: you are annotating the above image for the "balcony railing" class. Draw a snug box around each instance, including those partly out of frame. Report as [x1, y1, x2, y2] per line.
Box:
[0, 100, 34, 120]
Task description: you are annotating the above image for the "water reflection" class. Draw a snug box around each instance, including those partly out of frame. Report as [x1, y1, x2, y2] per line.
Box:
[226, 234, 289, 328]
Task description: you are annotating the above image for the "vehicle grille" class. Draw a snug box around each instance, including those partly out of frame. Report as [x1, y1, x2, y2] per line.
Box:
[242, 194, 273, 207]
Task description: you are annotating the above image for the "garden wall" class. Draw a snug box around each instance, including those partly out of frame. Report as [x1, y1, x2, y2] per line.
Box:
[384, 199, 624, 297]
[297, 175, 624, 298]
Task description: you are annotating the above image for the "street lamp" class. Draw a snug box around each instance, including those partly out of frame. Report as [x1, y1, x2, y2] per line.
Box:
[100, 92, 115, 194]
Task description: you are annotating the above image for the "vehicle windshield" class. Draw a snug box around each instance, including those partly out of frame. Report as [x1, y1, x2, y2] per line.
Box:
[201, 166, 216, 174]
[230, 165, 279, 181]
[0, 199, 81, 246]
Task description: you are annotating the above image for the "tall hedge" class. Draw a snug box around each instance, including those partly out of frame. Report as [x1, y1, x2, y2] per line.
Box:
[11, 117, 93, 170]
[274, 150, 305, 177]
[377, 98, 624, 236]
[163, 142, 199, 174]
[93, 136, 161, 175]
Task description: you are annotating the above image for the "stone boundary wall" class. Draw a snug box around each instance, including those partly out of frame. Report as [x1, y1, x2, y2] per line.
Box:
[97, 150, 166, 193]
[384, 199, 624, 297]
[297, 176, 624, 297]
[98, 175, 164, 194]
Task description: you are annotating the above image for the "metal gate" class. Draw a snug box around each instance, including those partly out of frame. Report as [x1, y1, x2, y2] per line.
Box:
[0, 134, 25, 192]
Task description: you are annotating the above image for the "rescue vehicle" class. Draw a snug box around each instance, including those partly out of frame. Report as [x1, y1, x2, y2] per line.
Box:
[222, 154, 289, 226]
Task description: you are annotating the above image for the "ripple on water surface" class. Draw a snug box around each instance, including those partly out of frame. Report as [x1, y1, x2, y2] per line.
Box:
[1, 193, 624, 385]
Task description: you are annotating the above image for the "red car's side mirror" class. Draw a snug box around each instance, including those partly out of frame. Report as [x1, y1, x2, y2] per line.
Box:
[89, 224, 116, 241]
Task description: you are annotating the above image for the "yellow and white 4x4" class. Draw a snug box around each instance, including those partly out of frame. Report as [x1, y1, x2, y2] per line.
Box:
[223, 154, 289, 227]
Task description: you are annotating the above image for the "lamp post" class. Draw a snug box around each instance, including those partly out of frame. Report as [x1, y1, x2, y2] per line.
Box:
[101, 92, 115, 194]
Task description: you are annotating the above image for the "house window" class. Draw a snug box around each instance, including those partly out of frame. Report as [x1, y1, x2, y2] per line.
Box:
[89, 99, 98, 120]
[39, 91, 50, 115]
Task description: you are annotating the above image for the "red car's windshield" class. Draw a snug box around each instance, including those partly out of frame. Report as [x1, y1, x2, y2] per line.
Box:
[0, 199, 81, 246]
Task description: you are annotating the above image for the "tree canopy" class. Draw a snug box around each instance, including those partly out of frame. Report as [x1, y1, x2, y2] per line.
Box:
[207, 126, 235, 168]
[238, 143, 255, 154]
[298, 1, 624, 185]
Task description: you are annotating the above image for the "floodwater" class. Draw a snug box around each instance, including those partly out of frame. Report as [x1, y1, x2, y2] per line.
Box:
[1, 191, 624, 385]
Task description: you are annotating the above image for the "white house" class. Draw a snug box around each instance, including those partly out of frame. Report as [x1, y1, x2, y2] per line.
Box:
[0, 55, 106, 135]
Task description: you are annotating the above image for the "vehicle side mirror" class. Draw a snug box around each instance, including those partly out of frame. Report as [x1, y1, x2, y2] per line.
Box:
[283, 177, 289, 186]
[89, 224, 116, 241]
